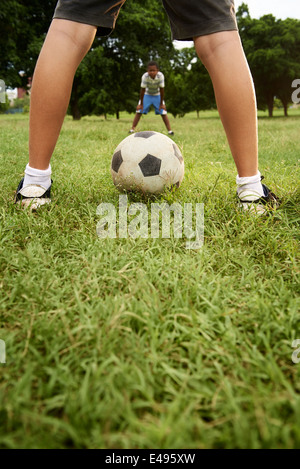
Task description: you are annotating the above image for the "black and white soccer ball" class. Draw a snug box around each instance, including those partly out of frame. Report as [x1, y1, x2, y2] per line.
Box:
[111, 131, 184, 194]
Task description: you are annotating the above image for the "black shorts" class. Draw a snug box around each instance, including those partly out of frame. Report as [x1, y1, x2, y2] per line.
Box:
[53, 0, 238, 40]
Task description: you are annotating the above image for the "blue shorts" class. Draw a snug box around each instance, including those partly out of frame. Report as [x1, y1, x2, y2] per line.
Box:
[138, 95, 167, 116]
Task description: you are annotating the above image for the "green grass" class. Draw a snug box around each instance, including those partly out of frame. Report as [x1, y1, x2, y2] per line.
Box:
[0, 110, 299, 449]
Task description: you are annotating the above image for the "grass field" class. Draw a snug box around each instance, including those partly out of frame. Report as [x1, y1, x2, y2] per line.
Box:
[0, 110, 299, 449]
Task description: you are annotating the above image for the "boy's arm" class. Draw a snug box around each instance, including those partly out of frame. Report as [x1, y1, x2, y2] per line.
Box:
[137, 88, 145, 111]
[159, 87, 166, 110]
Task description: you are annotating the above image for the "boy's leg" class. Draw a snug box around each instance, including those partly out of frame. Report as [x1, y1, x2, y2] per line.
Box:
[152, 96, 173, 134]
[29, 19, 97, 170]
[161, 114, 172, 132]
[131, 95, 153, 132]
[194, 31, 280, 210]
[131, 112, 142, 131]
[193, 31, 258, 178]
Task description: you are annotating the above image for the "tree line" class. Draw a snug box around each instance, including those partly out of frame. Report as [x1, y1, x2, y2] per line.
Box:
[1, 1, 299, 118]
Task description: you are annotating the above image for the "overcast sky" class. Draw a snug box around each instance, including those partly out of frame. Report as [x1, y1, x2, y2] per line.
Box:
[234, 0, 300, 20]
[174, 0, 300, 49]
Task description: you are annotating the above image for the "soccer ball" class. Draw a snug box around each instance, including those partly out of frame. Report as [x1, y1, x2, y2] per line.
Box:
[111, 131, 184, 194]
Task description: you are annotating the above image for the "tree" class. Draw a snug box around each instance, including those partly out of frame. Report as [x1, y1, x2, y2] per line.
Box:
[166, 48, 195, 118]
[273, 18, 300, 116]
[237, 5, 300, 117]
[0, 0, 56, 88]
[74, 46, 137, 120]
[165, 47, 216, 118]
[187, 58, 215, 117]
[0, 95, 10, 114]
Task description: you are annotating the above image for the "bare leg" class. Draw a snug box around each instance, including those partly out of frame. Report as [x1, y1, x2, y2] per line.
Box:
[161, 114, 172, 132]
[194, 31, 258, 177]
[29, 19, 96, 169]
[131, 112, 142, 131]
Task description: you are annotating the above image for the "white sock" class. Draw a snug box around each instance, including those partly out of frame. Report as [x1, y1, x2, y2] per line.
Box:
[236, 171, 264, 201]
[23, 164, 51, 190]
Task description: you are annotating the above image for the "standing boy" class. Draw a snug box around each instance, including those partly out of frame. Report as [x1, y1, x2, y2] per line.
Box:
[15, 0, 279, 213]
[129, 61, 174, 135]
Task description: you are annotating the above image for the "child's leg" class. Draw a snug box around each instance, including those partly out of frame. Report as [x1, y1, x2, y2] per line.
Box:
[161, 114, 172, 132]
[194, 31, 258, 178]
[131, 113, 142, 131]
[29, 19, 97, 170]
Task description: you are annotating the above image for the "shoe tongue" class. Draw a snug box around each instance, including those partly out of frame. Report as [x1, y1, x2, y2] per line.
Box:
[19, 185, 46, 198]
[262, 184, 269, 197]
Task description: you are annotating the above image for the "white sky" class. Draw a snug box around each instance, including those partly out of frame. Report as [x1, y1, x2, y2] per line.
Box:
[234, 0, 300, 20]
[174, 0, 300, 49]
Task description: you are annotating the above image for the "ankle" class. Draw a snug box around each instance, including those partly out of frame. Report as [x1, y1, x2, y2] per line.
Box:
[23, 164, 52, 190]
[236, 171, 264, 201]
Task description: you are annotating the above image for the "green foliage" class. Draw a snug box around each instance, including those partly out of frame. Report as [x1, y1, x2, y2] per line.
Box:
[0, 0, 26, 86]
[164, 48, 215, 118]
[167, 71, 192, 118]
[187, 58, 215, 115]
[74, 45, 140, 119]
[237, 8, 300, 116]
[10, 95, 30, 113]
[0, 0, 56, 87]
[165, 48, 193, 118]
[0, 95, 10, 114]
[110, 0, 173, 63]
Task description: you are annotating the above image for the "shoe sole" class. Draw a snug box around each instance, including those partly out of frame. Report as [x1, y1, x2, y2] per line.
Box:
[238, 199, 280, 216]
[239, 202, 269, 215]
[19, 198, 51, 211]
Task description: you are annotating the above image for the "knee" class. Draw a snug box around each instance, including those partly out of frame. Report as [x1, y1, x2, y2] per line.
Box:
[194, 31, 240, 65]
[50, 19, 96, 56]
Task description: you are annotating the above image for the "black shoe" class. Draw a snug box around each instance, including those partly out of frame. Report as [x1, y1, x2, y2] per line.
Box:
[15, 178, 52, 210]
[237, 177, 280, 215]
